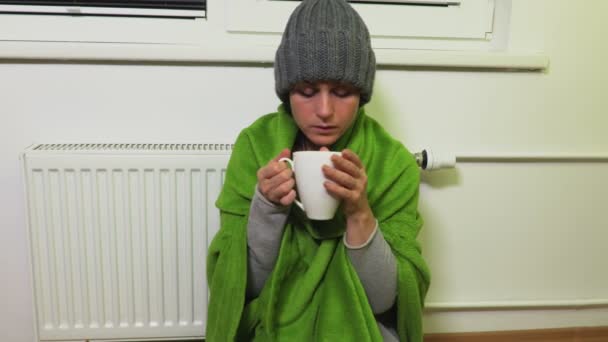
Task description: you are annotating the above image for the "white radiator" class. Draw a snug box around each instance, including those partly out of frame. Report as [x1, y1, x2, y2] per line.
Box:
[21, 143, 232, 341]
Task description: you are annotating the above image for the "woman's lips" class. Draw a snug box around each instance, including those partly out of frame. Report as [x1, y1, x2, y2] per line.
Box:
[311, 125, 337, 134]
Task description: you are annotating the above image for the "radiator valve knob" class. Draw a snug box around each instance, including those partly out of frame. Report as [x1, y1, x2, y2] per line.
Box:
[414, 149, 456, 171]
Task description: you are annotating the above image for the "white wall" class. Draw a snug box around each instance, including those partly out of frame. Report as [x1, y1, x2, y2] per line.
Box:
[1, 1, 608, 340]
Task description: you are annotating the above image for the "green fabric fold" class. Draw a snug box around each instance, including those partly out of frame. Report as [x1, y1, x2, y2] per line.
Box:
[207, 106, 430, 341]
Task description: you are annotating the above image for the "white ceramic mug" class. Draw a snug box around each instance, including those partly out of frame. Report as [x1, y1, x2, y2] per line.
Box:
[279, 151, 342, 220]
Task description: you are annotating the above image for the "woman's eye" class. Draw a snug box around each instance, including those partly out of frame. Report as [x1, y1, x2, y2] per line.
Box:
[333, 88, 352, 97]
[297, 87, 316, 97]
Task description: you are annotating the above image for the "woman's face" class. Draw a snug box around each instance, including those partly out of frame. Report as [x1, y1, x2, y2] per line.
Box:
[289, 81, 361, 148]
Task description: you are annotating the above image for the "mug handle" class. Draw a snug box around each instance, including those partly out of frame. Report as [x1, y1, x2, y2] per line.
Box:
[278, 157, 305, 212]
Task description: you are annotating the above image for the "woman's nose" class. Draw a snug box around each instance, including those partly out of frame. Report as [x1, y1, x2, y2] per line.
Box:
[316, 91, 334, 119]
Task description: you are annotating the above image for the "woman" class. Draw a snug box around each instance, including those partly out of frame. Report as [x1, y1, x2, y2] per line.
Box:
[207, 0, 430, 340]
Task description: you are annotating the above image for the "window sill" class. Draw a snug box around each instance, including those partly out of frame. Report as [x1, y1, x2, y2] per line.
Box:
[0, 41, 548, 70]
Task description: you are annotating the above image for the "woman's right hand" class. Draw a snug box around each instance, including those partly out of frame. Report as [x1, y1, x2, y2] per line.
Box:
[257, 148, 296, 206]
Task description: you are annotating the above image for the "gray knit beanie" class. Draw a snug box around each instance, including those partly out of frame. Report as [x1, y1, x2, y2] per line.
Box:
[275, 0, 376, 106]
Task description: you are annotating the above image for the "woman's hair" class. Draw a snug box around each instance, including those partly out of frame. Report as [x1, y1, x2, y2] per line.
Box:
[274, 0, 376, 107]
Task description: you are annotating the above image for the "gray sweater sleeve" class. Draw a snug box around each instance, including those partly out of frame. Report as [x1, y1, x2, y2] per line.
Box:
[246, 186, 290, 298]
[345, 224, 398, 315]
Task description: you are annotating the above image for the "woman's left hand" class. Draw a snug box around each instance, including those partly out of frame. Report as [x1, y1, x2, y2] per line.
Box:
[321, 148, 376, 245]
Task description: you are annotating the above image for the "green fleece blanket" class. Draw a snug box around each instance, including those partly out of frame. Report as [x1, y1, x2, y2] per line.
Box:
[207, 106, 430, 341]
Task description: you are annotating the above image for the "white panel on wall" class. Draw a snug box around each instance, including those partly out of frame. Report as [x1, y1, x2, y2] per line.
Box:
[419, 162, 608, 308]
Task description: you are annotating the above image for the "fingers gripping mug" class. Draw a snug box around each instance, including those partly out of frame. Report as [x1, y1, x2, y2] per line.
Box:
[279, 151, 342, 220]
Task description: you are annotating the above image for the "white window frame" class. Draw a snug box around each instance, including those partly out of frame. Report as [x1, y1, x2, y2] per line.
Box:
[0, 10, 207, 45]
[226, 0, 503, 52]
[228, 0, 490, 40]
[0, 0, 549, 69]
[0, 4, 205, 18]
